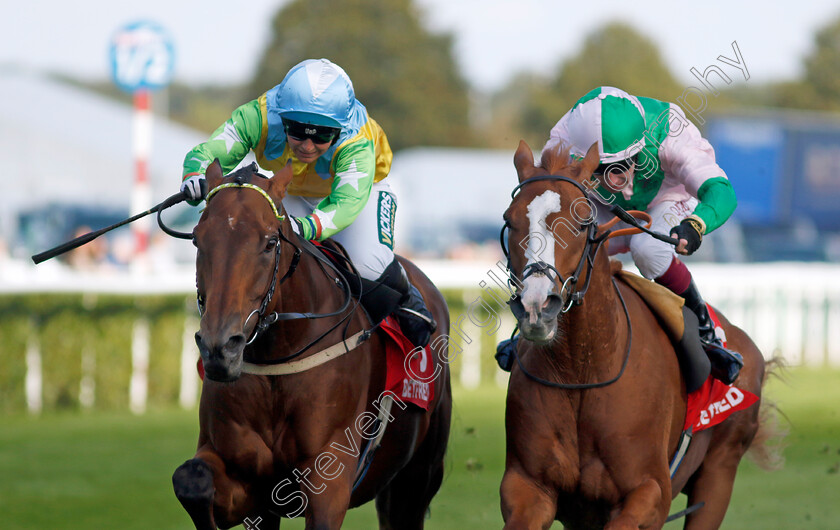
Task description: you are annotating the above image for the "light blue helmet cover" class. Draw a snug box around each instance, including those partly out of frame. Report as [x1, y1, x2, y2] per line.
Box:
[264, 59, 368, 160]
[273, 59, 362, 129]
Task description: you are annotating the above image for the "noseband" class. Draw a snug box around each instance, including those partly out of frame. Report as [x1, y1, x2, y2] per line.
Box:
[500, 175, 611, 312]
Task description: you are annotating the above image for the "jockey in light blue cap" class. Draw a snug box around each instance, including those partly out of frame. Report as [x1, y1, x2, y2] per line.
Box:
[274, 58, 358, 128]
[180, 58, 436, 348]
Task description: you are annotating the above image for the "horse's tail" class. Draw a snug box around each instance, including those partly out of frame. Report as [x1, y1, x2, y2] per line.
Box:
[746, 356, 788, 471]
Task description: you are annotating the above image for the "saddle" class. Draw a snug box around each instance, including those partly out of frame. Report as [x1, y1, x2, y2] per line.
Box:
[311, 239, 436, 405]
[610, 260, 710, 393]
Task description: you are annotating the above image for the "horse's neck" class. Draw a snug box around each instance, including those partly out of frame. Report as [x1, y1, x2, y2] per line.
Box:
[558, 256, 626, 368]
[266, 250, 350, 351]
[280, 250, 332, 312]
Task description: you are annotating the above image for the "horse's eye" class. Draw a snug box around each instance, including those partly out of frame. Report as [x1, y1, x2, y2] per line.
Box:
[264, 237, 278, 253]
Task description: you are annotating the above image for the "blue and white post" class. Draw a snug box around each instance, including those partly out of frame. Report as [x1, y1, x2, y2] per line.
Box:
[110, 20, 175, 272]
[109, 21, 175, 414]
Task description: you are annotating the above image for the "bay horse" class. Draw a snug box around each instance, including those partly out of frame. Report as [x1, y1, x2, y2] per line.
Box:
[499, 141, 779, 529]
[171, 161, 452, 529]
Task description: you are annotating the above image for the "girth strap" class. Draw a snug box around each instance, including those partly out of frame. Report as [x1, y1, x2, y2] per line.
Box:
[352, 394, 395, 491]
[669, 426, 693, 478]
[240, 330, 367, 376]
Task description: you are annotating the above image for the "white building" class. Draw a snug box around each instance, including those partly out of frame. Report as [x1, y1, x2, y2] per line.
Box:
[389, 147, 515, 257]
[0, 69, 206, 260]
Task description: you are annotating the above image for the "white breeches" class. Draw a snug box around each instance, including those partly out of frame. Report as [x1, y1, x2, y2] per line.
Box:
[596, 198, 698, 279]
[282, 180, 397, 280]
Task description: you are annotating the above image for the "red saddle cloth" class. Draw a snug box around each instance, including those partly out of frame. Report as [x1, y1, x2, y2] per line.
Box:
[684, 305, 758, 432]
[379, 316, 435, 411]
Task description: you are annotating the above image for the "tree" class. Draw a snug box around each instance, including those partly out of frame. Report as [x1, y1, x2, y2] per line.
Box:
[801, 15, 840, 110]
[751, 14, 840, 111]
[250, 0, 472, 150]
[483, 72, 552, 149]
[513, 22, 683, 146]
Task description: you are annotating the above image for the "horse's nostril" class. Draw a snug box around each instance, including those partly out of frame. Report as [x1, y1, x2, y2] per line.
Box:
[224, 334, 246, 353]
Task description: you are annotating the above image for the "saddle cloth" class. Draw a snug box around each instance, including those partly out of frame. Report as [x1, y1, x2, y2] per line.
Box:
[613, 263, 758, 432]
[684, 306, 758, 432]
[380, 316, 435, 411]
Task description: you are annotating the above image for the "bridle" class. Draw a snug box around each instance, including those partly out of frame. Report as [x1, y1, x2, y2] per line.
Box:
[500, 175, 611, 313]
[198, 180, 363, 365]
[500, 174, 633, 390]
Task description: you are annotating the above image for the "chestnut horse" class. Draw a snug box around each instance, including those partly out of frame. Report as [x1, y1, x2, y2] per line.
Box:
[499, 141, 777, 529]
[172, 161, 452, 529]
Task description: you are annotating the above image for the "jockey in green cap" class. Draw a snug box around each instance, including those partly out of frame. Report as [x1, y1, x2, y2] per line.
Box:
[497, 86, 743, 385]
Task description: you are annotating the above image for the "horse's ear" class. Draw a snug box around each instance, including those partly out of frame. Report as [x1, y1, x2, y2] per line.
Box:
[513, 140, 535, 182]
[267, 160, 294, 200]
[580, 142, 600, 177]
[206, 159, 223, 191]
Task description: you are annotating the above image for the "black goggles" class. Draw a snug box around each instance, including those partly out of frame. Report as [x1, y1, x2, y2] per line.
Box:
[282, 118, 340, 144]
[594, 153, 638, 175]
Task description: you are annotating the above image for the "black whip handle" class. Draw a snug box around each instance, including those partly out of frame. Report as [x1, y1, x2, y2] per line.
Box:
[31, 192, 187, 264]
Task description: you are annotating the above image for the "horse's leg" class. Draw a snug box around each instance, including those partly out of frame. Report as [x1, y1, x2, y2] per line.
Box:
[172, 448, 258, 530]
[681, 423, 756, 529]
[500, 467, 557, 529]
[300, 485, 351, 530]
[680, 324, 764, 529]
[375, 398, 451, 530]
[173, 457, 217, 530]
[604, 477, 669, 529]
[681, 464, 738, 529]
[374, 459, 443, 530]
[286, 452, 356, 530]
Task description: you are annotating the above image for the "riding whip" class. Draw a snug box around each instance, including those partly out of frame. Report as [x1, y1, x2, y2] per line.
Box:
[609, 204, 679, 246]
[31, 191, 188, 264]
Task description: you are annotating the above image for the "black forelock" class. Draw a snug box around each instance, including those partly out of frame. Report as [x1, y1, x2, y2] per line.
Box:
[227, 162, 268, 184]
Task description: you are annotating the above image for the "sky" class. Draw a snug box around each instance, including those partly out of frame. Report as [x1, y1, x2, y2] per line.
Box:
[4, 0, 840, 93]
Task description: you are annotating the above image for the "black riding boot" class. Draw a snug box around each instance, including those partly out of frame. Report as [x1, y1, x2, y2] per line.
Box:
[680, 280, 744, 384]
[378, 259, 436, 348]
[495, 332, 519, 372]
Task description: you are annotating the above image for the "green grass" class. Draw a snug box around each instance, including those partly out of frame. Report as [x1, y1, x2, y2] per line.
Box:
[0, 368, 837, 529]
[723, 367, 840, 529]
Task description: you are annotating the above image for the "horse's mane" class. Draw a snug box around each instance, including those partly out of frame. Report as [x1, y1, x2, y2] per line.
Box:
[538, 144, 584, 178]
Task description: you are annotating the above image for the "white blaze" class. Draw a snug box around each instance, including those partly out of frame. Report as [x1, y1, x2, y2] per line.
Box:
[519, 191, 561, 319]
[525, 190, 561, 266]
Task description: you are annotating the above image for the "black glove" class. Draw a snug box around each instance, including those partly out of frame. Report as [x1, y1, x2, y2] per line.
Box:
[670, 217, 703, 255]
